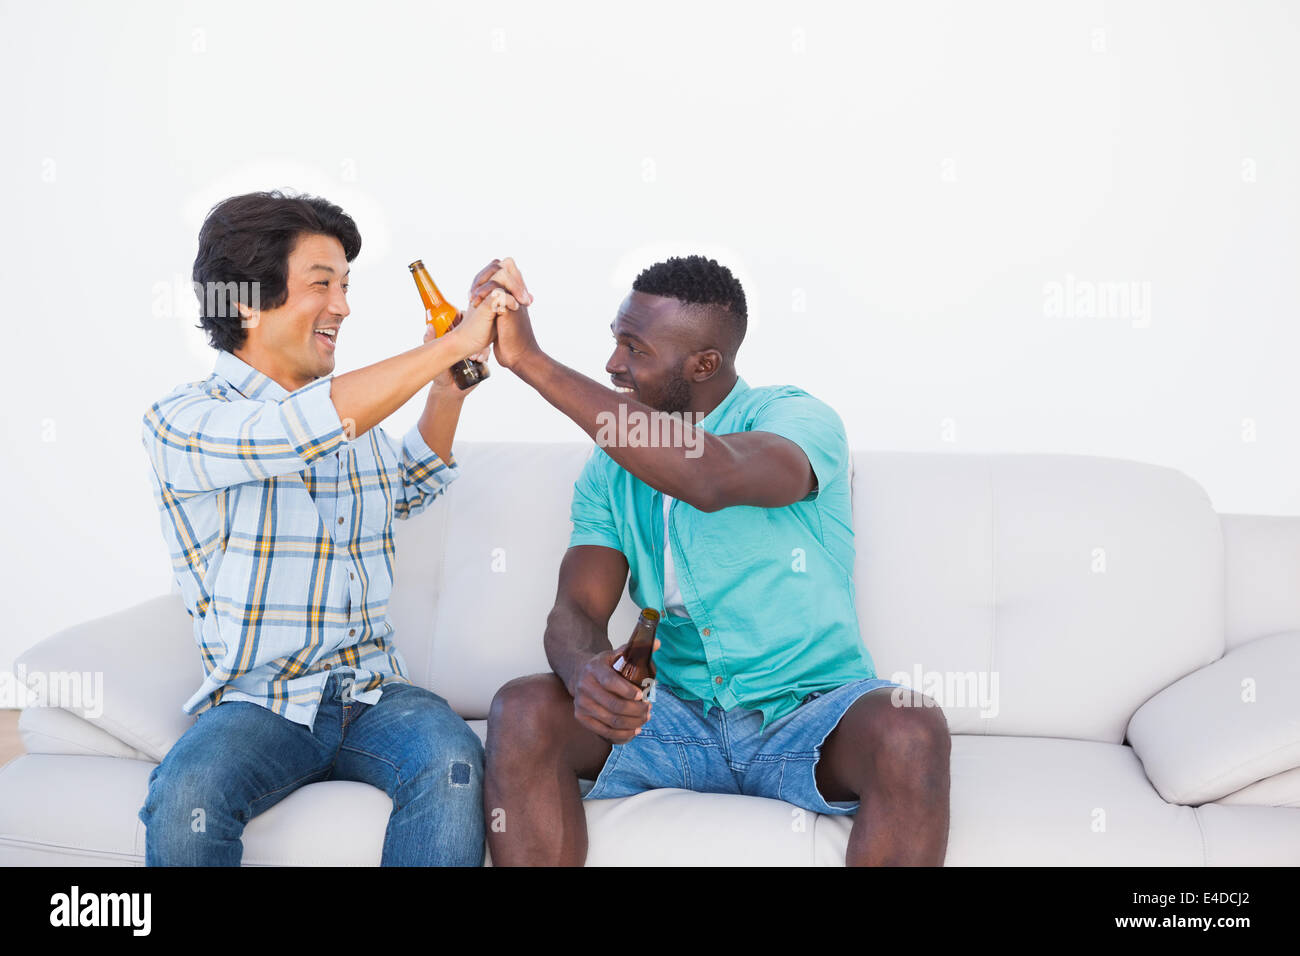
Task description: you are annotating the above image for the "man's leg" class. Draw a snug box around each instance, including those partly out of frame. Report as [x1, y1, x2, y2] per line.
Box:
[138, 699, 335, 866]
[816, 685, 951, 866]
[330, 679, 486, 866]
[483, 673, 614, 866]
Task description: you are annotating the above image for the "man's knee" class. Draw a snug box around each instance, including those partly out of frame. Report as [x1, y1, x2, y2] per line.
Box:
[424, 720, 485, 791]
[863, 688, 951, 771]
[382, 694, 486, 795]
[140, 762, 247, 864]
[487, 673, 572, 757]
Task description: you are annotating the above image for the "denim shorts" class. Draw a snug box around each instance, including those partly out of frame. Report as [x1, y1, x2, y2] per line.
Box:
[582, 676, 903, 815]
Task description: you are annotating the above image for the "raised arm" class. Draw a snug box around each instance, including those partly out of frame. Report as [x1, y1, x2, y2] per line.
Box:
[479, 304, 818, 512]
[327, 287, 512, 440]
[507, 355, 816, 513]
[144, 288, 515, 498]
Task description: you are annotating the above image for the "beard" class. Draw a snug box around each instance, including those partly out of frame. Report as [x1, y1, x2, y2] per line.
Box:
[647, 366, 693, 414]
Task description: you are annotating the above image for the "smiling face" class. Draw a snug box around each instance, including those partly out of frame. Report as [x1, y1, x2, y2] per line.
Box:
[234, 232, 350, 392]
[606, 290, 721, 414]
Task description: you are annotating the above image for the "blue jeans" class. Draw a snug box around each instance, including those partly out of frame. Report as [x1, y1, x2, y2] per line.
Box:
[583, 677, 904, 814]
[138, 672, 484, 866]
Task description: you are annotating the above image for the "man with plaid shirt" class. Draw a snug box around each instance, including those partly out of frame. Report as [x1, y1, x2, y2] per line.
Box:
[138, 190, 530, 866]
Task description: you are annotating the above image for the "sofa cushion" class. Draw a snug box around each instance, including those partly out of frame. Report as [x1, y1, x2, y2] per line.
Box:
[426, 443, 643, 718]
[7, 741, 1298, 866]
[425, 446, 1224, 738]
[19, 706, 153, 761]
[387, 481, 452, 691]
[0, 754, 392, 866]
[817, 734, 1207, 865]
[852, 452, 1223, 743]
[1215, 766, 1300, 809]
[1221, 514, 1300, 650]
[15, 594, 198, 763]
[1191, 804, 1300, 864]
[1127, 630, 1300, 804]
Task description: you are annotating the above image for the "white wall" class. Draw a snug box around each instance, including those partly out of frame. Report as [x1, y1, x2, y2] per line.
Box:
[2, 0, 1297, 675]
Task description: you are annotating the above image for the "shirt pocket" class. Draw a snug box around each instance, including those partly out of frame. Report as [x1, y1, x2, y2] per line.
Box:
[356, 471, 396, 539]
[686, 505, 775, 571]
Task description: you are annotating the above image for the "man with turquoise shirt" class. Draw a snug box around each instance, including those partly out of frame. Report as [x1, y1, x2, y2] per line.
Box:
[481, 255, 951, 866]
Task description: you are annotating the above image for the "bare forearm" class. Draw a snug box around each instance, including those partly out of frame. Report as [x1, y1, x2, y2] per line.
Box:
[545, 603, 611, 697]
[417, 389, 466, 462]
[329, 337, 466, 439]
[514, 351, 730, 510]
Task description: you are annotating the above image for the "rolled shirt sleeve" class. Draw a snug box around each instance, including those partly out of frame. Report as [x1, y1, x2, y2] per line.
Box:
[141, 376, 349, 497]
[749, 388, 851, 501]
[567, 449, 623, 551]
[388, 423, 460, 520]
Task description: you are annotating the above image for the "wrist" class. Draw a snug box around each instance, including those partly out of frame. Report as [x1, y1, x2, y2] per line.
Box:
[429, 378, 468, 402]
[554, 647, 588, 699]
[436, 327, 477, 365]
[511, 347, 550, 383]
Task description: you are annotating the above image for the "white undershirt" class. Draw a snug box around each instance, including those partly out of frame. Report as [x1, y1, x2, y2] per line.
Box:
[662, 494, 690, 618]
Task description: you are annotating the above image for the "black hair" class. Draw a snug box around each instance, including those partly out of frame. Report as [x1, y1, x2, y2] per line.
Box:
[191, 190, 362, 352]
[632, 255, 747, 356]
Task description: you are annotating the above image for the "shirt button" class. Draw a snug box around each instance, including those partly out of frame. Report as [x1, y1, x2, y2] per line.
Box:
[349, 628, 356, 636]
[702, 628, 711, 636]
[349, 571, 355, 580]
[338, 517, 345, 525]
[714, 676, 723, 685]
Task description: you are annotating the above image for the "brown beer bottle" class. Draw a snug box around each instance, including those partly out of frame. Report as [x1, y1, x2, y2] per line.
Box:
[408, 259, 489, 390]
[611, 608, 660, 699]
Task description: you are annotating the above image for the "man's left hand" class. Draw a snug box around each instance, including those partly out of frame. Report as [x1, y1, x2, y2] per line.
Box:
[425, 320, 489, 395]
[468, 257, 534, 309]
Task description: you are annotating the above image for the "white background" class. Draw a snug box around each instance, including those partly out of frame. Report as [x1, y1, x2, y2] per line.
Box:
[1, 0, 1297, 676]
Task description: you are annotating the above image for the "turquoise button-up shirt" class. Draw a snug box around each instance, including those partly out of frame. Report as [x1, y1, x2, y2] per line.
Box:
[568, 377, 876, 731]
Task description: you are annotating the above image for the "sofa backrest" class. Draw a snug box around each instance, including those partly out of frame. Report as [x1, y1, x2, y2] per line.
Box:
[849, 452, 1223, 743]
[390, 443, 645, 718]
[390, 443, 1225, 744]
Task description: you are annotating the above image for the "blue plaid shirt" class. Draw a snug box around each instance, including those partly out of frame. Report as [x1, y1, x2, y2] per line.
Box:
[141, 349, 459, 730]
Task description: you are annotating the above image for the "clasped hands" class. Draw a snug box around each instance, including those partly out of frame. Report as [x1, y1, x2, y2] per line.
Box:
[425, 257, 540, 390]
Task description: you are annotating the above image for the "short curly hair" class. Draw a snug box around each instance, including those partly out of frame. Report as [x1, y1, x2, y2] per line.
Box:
[632, 255, 747, 356]
[192, 190, 362, 353]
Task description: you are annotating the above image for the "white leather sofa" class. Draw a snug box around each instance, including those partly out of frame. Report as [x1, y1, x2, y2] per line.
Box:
[3, 443, 1299, 865]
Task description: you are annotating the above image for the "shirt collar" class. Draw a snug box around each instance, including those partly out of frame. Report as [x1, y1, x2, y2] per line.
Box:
[214, 350, 291, 402]
[697, 375, 750, 432]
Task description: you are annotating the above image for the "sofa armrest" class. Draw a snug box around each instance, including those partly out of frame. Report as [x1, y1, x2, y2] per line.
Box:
[1222, 514, 1300, 650]
[14, 593, 199, 763]
[1127, 630, 1300, 805]
[18, 705, 156, 761]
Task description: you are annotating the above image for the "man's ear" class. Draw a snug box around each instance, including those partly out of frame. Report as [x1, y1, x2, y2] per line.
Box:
[689, 349, 724, 382]
[236, 300, 261, 330]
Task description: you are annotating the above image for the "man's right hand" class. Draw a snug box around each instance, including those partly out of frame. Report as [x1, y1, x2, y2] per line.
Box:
[570, 641, 657, 744]
[493, 299, 543, 372]
[448, 287, 517, 360]
[467, 257, 543, 372]
[468, 257, 533, 309]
